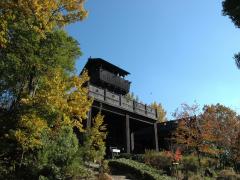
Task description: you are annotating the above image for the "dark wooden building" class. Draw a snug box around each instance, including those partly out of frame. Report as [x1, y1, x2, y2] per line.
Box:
[83, 58, 159, 154]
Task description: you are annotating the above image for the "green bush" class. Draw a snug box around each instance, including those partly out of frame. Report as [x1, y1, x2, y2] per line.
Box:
[109, 158, 174, 180]
[182, 155, 200, 174]
[36, 126, 93, 179]
[118, 153, 132, 159]
[144, 150, 172, 174]
[132, 154, 145, 163]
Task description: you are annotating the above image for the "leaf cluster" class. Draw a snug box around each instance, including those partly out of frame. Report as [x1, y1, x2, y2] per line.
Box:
[0, 0, 87, 47]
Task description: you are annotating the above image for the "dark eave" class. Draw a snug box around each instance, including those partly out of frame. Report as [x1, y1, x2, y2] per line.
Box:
[82, 58, 130, 77]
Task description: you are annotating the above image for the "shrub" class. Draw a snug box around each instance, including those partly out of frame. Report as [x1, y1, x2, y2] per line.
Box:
[201, 157, 218, 169]
[144, 150, 172, 174]
[109, 158, 174, 180]
[132, 154, 144, 163]
[182, 155, 200, 174]
[35, 126, 94, 179]
[118, 153, 132, 159]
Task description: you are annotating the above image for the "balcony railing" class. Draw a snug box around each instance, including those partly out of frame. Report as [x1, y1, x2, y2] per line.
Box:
[99, 69, 130, 93]
[89, 85, 158, 120]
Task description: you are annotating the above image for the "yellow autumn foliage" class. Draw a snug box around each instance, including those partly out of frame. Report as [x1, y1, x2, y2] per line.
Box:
[35, 69, 92, 132]
[0, 0, 87, 47]
[13, 69, 92, 152]
[151, 102, 167, 122]
[14, 113, 49, 151]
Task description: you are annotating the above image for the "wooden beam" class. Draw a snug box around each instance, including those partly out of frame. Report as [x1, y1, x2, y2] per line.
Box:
[92, 105, 155, 125]
[131, 132, 135, 152]
[87, 108, 92, 128]
[154, 123, 159, 151]
[126, 114, 131, 154]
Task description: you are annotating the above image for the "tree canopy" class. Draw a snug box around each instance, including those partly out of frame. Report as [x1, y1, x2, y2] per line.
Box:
[0, 0, 87, 47]
[0, 1, 106, 178]
[173, 103, 240, 168]
[222, 0, 240, 69]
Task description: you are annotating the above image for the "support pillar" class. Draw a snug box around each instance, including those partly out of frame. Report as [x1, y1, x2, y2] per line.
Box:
[131, 132, 135, 152]
[100, 103, 103, 112]
[87, 108, 92, 128]
[126, 115, 131, 154]
[154, 123, 159, 151]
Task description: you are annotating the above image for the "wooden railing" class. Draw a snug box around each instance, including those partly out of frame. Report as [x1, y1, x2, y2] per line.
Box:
[89, 85, 158, 120]
[99, 69, 130, 92]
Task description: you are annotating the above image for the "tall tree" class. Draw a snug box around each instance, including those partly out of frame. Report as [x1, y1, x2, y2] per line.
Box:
[0, 0, 87, 47]
[202, 104, 240, 168]
[83, 113, 107, 163]
[0, 1, 94, 179]
[222, 0, 240, 68]
[172, 103, 204, 165]
[0, 29, 81, 110]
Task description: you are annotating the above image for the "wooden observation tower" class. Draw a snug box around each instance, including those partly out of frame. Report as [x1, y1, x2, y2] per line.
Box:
[83, 58, 159, 154]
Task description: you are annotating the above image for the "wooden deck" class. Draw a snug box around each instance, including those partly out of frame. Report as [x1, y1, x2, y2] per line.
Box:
[89, 84, 158, 120]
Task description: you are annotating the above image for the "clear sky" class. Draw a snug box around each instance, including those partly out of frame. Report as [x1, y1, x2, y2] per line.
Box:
[66, 0, 240, 119]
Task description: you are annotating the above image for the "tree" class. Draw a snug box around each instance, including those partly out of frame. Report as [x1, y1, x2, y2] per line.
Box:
[222, 0, 240, 69]
[0, 28, 93, 178]
[0, 1, 94, 178]
[0, 0, 88, 47]
[0, 29, 81, 111]
[0, 69, 93, 178]
[83, 113, 107, 163]
[172, 103, 202, 162]
[151, 102, 167, 122]
[201, 104, 240, 168]
[125, 92, 139, 102]
[173, 102, 240, 168]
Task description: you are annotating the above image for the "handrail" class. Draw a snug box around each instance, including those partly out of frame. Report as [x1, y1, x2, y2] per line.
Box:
[88, 85, 158, 120]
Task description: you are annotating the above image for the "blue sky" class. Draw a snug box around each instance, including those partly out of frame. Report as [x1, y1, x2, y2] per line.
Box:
[66, 0, 240, 118]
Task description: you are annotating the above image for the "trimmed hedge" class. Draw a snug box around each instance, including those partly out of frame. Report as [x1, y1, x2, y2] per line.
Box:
[109, 158, 175, 180]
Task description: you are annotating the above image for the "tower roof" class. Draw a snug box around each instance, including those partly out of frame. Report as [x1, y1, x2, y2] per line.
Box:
[83, 58, 130, 77]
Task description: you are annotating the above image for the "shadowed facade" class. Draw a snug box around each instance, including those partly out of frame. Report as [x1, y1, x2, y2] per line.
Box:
[82, 58, 159, 154]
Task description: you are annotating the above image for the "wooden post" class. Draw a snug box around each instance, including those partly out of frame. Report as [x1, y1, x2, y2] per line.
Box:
[119, 95, 122, 106]
[87, 108, 92, 128]
[104, 89, 107, 101]
[154, 123, 159, 151]
[131, 132, 135, 152]
[100, 102, 103, 112]
[145, 104, 147, 115]
[126, 115, 131, 154]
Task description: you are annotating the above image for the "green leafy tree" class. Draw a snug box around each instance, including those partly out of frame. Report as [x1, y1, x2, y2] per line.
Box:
[0, 1, 94, 179]
[222, 0, 240, 68]
[36, 126, 82, 179]
[0, 29, 81, 110]
[0, 28, 93, 179]
[0, 69, 93, 179]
